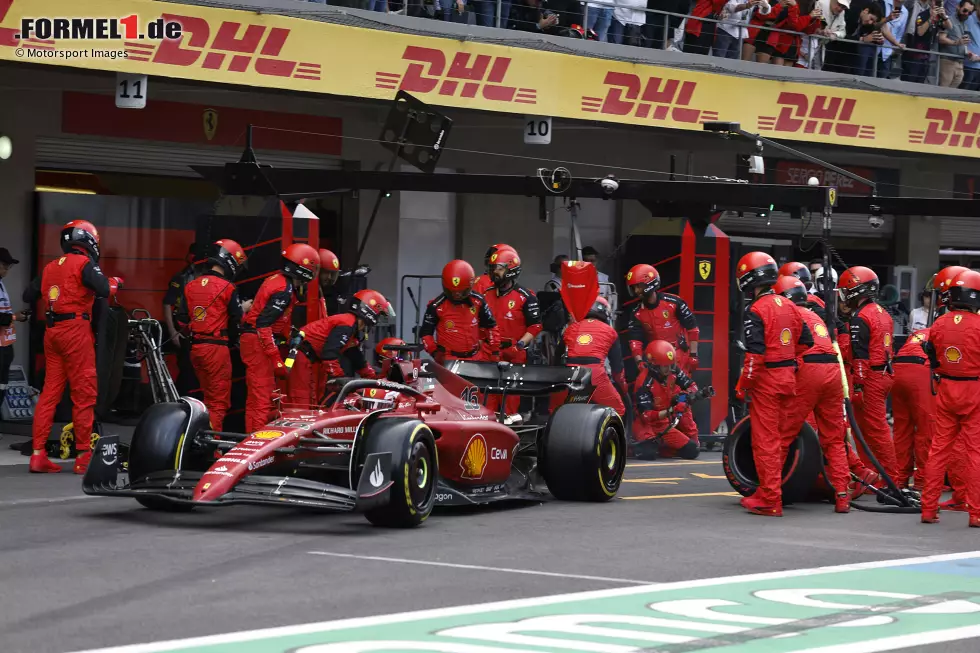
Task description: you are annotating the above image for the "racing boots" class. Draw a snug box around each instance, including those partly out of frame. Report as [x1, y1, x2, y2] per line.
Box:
[29, 453, 62, 474]
[835, 493, 851, 513]
[73, 449, 91, 475]
[848, 469, 881, 500]
[740, 494, 782, 517]
[940, 498, 969, 512]
[921, 510, 940, 524]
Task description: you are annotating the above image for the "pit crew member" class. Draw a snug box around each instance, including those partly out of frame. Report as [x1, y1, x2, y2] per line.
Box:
[633, 340, 699, 460]
[421, 260, 499, 363]
[562, 297, 627, 416]
[626, 264, 700, 374]
[240, 244, 320, 432]
[475, 243, 515, 295]
[891, 328, 934, 490]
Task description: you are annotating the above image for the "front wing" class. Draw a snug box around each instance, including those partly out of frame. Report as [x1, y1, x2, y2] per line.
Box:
[82, 435, 394, 513]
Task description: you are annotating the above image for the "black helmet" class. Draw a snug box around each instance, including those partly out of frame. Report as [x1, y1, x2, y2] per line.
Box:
[207, 239, 247, 279]
[60, 220, 101, 261]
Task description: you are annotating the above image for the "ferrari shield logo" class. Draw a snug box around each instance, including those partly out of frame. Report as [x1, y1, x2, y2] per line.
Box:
[626, 271, 633, 281]
[828, 187, 837, 207]
[698, 260, 712, 280]
[508, 300, 516, 309]
[203, 108, 218, 141]
[200, 278, 209, 287]
[774, 296, 783, 307]
[452, 277, 461, 287]
[955, 314, 963, 325]
[667, 350, 674, 361]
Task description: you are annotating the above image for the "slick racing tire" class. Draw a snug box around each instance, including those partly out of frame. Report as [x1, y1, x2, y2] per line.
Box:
[129, 402, 202, 512]
[722, 416, 824, 503]
[362, 419, 438, 528]
[539, 404, 627, 502]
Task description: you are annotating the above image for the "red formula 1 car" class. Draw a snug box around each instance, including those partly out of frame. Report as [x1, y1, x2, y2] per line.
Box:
[83, 346, 627, 527]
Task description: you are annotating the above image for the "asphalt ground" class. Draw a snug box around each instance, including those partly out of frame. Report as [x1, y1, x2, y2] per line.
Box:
[2, 430, 980, 653]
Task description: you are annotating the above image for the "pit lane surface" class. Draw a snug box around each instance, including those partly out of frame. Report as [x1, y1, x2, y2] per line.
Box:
[1, 433, 980, 653]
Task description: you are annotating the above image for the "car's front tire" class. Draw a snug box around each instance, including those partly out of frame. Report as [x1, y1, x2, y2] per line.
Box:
[129, 402, 206, 512]
[361, 419, 438, 528]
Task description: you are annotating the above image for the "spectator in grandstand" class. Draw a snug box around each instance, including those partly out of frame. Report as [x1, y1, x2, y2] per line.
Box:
[903, 0, 945, 83]
[610, 0, 650, 44]
[938, 0, 974, 87]
[759, 0, 823, 66]
[473, 0, 512, 27]
[716, 0, 772, 58]
[799, 0, 847, 68]
[848, 1, 887, 75]
[646, 0, 689, 49]
[509, 0, 562, 30]
[684, 0, 727, 54]
[963, 5, 980, 87]
[583, 0, 614, 40]
[877, 0, 909, 76]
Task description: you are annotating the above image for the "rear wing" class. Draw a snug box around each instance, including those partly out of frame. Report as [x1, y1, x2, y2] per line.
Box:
[444, 360, 593, 398]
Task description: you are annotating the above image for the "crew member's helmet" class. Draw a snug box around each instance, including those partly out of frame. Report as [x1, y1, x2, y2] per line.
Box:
[838, 266, 880, 306]
[484, 243, 515, 275]
[772, 275, 808, 306]
[442, 260, 475, 302]
[61, 220, 101, 261]
[947, 269, 980, 312]
[811, 265, 839, 294]
[347, 289, 393, 327]
[779, 262, 812, 288]
[376, 337, 406, 361]
[626, 264, 661, 297]
[645, 340, 677, 367]
[934, 265, 969, 307]
[586, 296, 612, 323]
[736, 252, 779, 292]
[207, 239, 247, 279]
[490, 248, 522, 287]
[319, 248, 341, 284]
[281, 243, 320, 282]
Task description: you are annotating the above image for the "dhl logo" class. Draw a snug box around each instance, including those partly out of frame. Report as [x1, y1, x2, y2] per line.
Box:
[758, 92, 875, 140]
[127, 14, 320, 80]
[580, 72, 719, 124]
[909, 108, 980, 148]
[375, 46, 536, 104]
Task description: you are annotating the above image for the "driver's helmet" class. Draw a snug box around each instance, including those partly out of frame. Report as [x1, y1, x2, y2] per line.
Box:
[346, 387, 398, 411]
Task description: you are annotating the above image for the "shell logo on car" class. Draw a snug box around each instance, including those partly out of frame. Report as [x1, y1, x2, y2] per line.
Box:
[460, 433, 488, 479]
[251, 430, 285, 440]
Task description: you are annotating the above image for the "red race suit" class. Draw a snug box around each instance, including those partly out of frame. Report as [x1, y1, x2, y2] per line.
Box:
[921, 310, 980, 520]
[180, 271, 242, 432]
[849, 301, 899, 483]
[633, 363, 699, 458]
[892, 329, 935, 489]
[738, 292, 812, 507]
[240, 274, 296, 432]
[484, 284, 542, 414]
[25, 253, 110, 453]
[627, 293, 699, 372]
[287, 313, 375, 407]
[781, 305, 850, 497]
[420, 293, 499, 363]
[563, 318, 626, 416]
[474, 274, 494, 296]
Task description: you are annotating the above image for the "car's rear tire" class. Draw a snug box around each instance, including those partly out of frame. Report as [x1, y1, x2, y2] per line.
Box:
[539, 404, 626, 502]
[362, 419, 438, 528]
[129, 402, 203, 513]
[722, 416, 824, 503]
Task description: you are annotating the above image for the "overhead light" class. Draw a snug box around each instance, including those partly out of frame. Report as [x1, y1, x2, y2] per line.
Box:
[35, 185, 97, 195]
[0, 134, 11, 160]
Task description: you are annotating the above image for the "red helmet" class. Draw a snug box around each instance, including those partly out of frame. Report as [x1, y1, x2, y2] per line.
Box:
[645, 340, 677, 367]
[208, 239, 247, 279]
[838, 266, 880, 305]
[772, 275, 808, 306]
[779, 261, 812, 287]
[489, 247, 522, 286]
[484, 243, 514, 267]
[934, 265, 969, 307]
[586, 295, 612, 323]
[61, 220, 101, 261]
[736, 252, 779, 292]
[442, 260, 475, 301]
[626, 264, 661, 297]
[348, 289, 393, 327]
[947, 269, 980, 311]
[375, 337, 406, 361]
[318, 248, 340, 272]
[281, 243, 320, 282]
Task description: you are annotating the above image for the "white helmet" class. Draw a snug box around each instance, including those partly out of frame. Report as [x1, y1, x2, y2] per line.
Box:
[810, 265, 839, 294]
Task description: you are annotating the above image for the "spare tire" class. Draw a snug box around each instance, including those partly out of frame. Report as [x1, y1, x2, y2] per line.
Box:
[722, 416, 825, 503]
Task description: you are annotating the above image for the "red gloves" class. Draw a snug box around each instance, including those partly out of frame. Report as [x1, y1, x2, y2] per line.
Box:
[108, 276, 124, 303]
[323, 359, 345, 379]
[851, 387, 864, 408]
[735, 353, 763, 401]
[273, 360, 289, 379]
[422, 336, 438, 354]
[358, 366, 378, 380]
[613, 370, 628, 396]
[688, 355, 699, 371]
[672, 401, 689, 415]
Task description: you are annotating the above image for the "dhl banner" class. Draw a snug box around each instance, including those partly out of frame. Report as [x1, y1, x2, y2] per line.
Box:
[3, 0, 980, 158]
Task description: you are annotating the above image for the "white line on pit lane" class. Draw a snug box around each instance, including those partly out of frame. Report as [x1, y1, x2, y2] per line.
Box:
[0, 495, 105, 507]
[307, 550, 657, 585]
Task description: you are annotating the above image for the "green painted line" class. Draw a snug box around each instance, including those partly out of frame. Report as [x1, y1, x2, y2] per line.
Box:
[73, 551, 980, 653]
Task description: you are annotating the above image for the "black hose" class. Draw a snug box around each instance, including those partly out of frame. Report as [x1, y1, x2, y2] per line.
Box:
[844, 397, 919, 512]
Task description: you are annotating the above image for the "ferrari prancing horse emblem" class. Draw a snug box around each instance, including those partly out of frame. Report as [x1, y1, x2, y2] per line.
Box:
[698, 260, 712, 280]
[203, 108, 218, 141]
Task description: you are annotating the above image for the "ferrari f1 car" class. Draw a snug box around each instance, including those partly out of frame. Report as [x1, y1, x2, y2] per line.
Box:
[83, 347, 627, 528]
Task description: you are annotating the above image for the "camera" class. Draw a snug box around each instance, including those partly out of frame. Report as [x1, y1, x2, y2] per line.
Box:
[600, 174, 619, 194]
[868, 204, 883, 230]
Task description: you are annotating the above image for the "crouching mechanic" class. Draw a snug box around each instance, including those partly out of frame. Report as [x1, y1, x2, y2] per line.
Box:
[485, 247, 542, 415]
[286, 290, 392, 407]
[421, 260, 499, 363]
[735, 252, 812, 517]
[25, 220, 119, 474]
[773, 276, 850, 513]
[240, 244, 320, 432]
[562, 297, 627, 416]
[179, 239, 246, 432]
[626, 264, 700, 375]
[633, 340, 699, 460]
[921, 269, 980, 527]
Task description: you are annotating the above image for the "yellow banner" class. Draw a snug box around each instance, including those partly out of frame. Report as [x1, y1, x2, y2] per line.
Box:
[2, 0, 979, 158]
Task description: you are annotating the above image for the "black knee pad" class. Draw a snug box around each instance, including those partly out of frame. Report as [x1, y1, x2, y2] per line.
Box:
[633, 440, 659, 460]
[677, 440, 700, 460]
